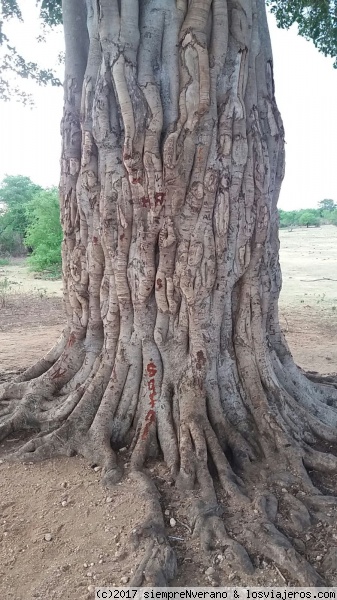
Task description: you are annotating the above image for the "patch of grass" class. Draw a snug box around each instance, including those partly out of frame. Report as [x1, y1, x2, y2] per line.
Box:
[0, 257, 10, 266]
[33, 286, 48, 298]
[25, 189, 62, 274]
[0, 277, 16, 307]
[33, 266, 62, 280]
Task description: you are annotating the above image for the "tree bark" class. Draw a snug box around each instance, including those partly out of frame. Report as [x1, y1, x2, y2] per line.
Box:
[1, 0, 337, 585]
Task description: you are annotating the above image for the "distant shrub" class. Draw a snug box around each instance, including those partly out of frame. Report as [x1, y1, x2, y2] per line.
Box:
[279, 210, 298, 228]
[318, 199, 336, 213]
[0, 175, 42, 254]
[0, 228, 26, 255]
[25, 188, 62, 273]
[298, 211, 320, 227]
[279, 202, 337, 229]
[278, 209, 320, 229]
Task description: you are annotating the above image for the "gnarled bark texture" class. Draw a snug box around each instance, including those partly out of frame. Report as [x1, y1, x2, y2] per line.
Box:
[1, 0, 337, 586]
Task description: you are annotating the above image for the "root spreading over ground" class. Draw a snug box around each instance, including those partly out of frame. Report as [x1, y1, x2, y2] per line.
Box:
[1, 308, 337, 585]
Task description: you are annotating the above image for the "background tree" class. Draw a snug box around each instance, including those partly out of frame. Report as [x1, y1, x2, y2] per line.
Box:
[0, 174, 42, 254]
[298, 210, 320, 227]
[278, 208, 298, 228]
[279, 205, 337, 228]
[330, 211, 337, 226]
[0, 0, 61, 102]
[1, 0, 337, 587]
[25, 187, 62, 273]
[267, 0, 337, 66]
[318, 198, 336, 213]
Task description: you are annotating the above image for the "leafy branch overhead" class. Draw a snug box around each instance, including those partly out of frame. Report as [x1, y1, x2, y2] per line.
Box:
[39, 0, 62, 27]
[267, 0, 337, 66]
[0, 0, 336, 102]
[0, 0, 62, 102]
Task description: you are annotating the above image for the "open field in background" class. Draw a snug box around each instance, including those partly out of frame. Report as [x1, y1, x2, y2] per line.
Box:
[0, 225, 336, 598]
[1, 225, 336, 374]
[279, 224, 337, 374]
[0, 258, 64, 371]
[280, 225, 337, 307]
[0, 259, 63, 297]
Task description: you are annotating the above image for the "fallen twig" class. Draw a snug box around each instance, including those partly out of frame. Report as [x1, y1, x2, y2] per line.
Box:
[299, 278, 337, 282]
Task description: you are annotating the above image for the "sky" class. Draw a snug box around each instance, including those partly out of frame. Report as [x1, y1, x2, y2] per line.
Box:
[0, 3, 336, 211]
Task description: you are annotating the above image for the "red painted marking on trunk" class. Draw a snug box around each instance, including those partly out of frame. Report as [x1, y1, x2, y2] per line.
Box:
[123, 153, 132, 161]
[146, 362, 157, 378]
[146, 409, 156, 421]
[140, 196, 151, 208]
[148, 378, 156, 408]
[141, 362, 158, 441]
[93, 236, 98, 245]
[141, 409, 156, 440]
[155, 192, 165, 206]
[51, 368, 67, 380]
[132, 176, 143, 184]
[67, 332, 76, 347]
[156, 278, 163, 290]
[196, 350, 206, 370]
[120, 233, 125, 241]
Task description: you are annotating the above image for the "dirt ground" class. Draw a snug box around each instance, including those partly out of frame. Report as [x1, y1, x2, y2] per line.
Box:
[0, 226, 336, 598]
[278, 225, 337, 374]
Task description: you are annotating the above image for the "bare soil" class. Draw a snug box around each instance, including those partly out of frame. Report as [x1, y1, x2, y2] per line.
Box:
[0, 226, 337, 598]
[279, 225, 337, 375]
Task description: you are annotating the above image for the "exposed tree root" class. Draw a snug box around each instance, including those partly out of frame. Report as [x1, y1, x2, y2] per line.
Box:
[2, 325, 337, 584]
[304, 371, 337, 390]
[130, 473, 177, 586]
[191, 499, 255, 575]
[1, 344, 337, 585]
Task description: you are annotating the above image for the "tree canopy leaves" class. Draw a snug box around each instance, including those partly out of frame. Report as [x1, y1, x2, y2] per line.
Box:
[0, 0, 62, 102]
[318, 198, 337, 212]
[1, 0, 22, 21]
[267, 0, 337, 66]
[0, 0, 336, 101]
[0, 175, 42, 254]
[278, 203, 337, 228]
[40, 0, 62, 27]
[25, 187, 62, 273]
[0, 175, 62, 271]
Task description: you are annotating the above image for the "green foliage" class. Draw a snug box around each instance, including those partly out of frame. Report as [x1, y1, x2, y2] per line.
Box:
[0, 176, 63, 267]
[267, 0, 337, 66]
[25, 188, 62, 273]
[279, 209, 298, 228]
[0, 228, 25, 255]
[1, 0, 22, 20]
[0, 0, 62, 102]
[1, 0, 336, 103]
[278, 208, 320, 228]
[40, 0, 62, 27]
[298, 210, 320, 227]
[0, 174, 42, 207]
[278, 204, 337, 228]
[318, 198, 337, 213]
[0, 276, 15, 307]
[0, 175, 42, 254]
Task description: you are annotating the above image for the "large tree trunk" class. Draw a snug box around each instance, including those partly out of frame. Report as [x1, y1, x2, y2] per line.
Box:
[1, 0, 337, 586]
